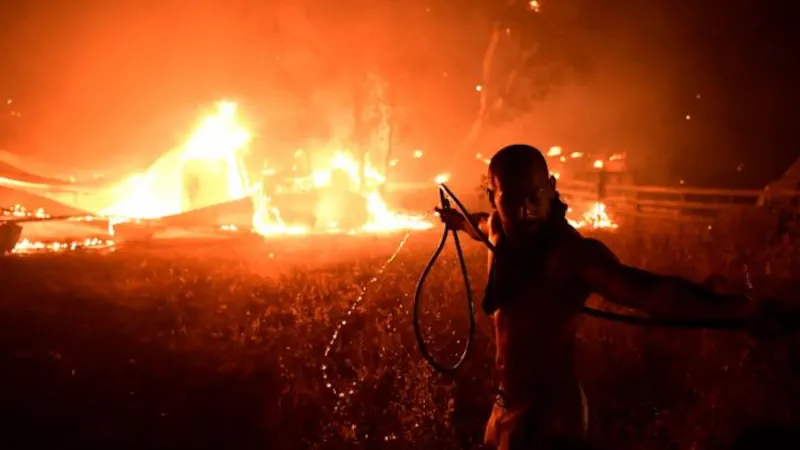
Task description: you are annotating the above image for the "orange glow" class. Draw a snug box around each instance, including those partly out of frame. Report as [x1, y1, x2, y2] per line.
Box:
[2, 204, 50, 219]
[7, 107, 628, 255]
[547, 146, 562, 157]
[568, 202, 618, 230]
[12, 237, 115, 254]
[252, 149, 431, 235]
[7, 100, 430, 240]
[101, 101, 251, 224]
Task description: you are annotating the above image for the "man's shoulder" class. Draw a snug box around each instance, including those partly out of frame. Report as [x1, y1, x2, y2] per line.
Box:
[550, 228, 617, 266]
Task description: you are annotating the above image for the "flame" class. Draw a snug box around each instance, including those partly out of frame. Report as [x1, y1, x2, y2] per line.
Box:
[360, 193, 433, 233]
[547, 146, 562, 157]
[568, 202, 618, 230]
[252, 150, 432, 235]
[593, 160, 604, 169]
[435, 173, 451, 184]
[101, 101, 250, 224]
[2, 204, 50, 219]
[183, 102, 250, 160]
[12, 237, 115, 254]
[93, 100, 430, 237]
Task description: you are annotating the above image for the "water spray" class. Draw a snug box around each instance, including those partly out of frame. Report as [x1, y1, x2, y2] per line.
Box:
[413, 184, 796, 375]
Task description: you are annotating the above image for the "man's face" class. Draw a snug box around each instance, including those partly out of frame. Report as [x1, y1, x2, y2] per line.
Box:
[489, 167, 553, 237]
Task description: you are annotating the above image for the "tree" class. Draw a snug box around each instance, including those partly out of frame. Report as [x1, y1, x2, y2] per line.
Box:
[454, 0, 593, 163]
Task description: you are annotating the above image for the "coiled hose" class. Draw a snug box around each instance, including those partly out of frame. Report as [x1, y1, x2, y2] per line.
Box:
[412, 184, 799, 375]
[412, 185, 480, 374]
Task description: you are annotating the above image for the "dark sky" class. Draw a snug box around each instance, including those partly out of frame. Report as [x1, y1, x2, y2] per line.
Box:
[0, 0, 797, 187]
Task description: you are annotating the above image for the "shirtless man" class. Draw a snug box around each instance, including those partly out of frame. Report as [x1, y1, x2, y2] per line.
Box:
[437, 144, 772, 449]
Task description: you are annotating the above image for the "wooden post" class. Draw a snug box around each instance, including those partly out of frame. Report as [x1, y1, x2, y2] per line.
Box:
[382, 99, 394, 200]
[353, 75, 366, 192]
[596, 167, 607, 203]
[0, 222, 23, 254]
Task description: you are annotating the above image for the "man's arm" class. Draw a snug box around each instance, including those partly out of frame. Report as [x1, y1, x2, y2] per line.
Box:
[462, 212, 491, 241]
[579, 238, 753, 319]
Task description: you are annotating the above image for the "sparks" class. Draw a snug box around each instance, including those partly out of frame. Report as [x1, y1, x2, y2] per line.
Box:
[547, 146, 562, 157]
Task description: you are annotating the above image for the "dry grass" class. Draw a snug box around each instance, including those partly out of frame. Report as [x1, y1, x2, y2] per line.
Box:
[0, 226, 797, 450]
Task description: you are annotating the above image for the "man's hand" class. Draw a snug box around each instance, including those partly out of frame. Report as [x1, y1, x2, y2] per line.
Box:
[434, 207, 466, 231]
[434, 207, 491, 242]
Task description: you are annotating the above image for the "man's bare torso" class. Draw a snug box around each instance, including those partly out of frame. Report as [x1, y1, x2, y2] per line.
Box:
[486, 212, 589, 406]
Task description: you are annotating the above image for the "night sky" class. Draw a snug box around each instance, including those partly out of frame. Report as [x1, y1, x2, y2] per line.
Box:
[0, 0, 797, 187]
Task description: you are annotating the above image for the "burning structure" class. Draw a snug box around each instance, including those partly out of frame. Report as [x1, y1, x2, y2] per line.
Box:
[1, 101, 434, 253]
[2, 99, 624, 255]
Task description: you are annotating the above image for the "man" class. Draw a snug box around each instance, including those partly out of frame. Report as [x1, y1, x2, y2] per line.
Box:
[436, 144, 779, 449]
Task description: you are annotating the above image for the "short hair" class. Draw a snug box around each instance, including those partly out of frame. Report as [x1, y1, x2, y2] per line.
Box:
[488, 144, 549, 184]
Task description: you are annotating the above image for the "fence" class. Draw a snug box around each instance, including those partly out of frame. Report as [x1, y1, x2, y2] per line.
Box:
[557, 177, 800, 226]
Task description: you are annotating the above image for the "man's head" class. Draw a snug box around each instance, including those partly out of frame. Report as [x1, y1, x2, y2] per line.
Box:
[487, 144, 556, 237]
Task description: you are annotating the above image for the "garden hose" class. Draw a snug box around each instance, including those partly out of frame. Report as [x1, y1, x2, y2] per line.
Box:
[414, 184, 796, 375]
[413, 186, 477, 374]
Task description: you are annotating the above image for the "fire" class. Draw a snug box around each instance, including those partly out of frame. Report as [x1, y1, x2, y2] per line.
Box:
[593, 160, 604, 169]
[568, 202, 618, 230]
[7, 104, 625, 255]
[101, 101, 251, 224]
[0, 205, 110, 254]
[547, 146, 562, 157]
[12, 237, 115, 254]
[252, 150, 432, 235]
[2, 204, 50, 219]
[183, 102, 250, 160]
[92, 100, 432, 236]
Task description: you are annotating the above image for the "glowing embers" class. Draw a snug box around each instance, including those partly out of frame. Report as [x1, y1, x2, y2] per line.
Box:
[12, 237, 115, 254]
[568, 202, 618, 230]
[2, 204, 50, 219]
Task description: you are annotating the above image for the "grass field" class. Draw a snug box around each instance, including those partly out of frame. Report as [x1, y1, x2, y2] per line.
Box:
[0, 226, 798, 450]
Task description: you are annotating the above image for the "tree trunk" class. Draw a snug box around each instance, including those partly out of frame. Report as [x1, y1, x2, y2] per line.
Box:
[353, 75, 367, 191]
